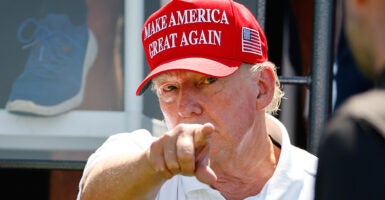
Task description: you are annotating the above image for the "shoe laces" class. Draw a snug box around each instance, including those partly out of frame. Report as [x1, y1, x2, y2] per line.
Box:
[17, 17, 83, 66]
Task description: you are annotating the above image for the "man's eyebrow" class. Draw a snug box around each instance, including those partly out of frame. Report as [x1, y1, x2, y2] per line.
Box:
[153, 74, 173, 84]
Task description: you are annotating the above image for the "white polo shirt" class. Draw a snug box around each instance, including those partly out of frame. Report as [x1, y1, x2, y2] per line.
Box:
[78, 115, 317, 200]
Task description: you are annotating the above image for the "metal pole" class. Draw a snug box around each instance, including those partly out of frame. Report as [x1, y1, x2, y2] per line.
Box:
[125, 0, 144, 131]
[255, 0, 266, 30]
[279, 76, 311, 85]
[308, 0, 335, 154]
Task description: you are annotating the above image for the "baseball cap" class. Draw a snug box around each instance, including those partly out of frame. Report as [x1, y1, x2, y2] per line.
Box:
[136, 0, 268, 95]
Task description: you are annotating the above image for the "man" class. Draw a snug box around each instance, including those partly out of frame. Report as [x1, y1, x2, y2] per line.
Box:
[315, 0, 385, 199]
[78, 0, 317, 199]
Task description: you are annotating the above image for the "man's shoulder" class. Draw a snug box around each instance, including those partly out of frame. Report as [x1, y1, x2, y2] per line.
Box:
[90, 129, 157, 158]
[289, 145, 318, 176]
[331, 89, 385, 138]
[339, 89, 385, 115]
[107, 129, 155, 142]
[103, 129, 156, 149]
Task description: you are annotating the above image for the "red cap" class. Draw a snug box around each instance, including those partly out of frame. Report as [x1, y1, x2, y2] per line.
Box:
[136, 0, 268, 95]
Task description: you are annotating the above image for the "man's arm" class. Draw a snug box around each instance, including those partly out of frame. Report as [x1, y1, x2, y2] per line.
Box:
[77, 130, 164, 200]
[78, 123, 216, 200]
[80, 150, 166, 200]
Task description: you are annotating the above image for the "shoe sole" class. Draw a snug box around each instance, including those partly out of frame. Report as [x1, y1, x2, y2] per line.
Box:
[6, 29, 98, 116]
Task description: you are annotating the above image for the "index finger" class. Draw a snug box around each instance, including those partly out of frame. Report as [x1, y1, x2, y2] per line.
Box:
[194, 123, 215, 148]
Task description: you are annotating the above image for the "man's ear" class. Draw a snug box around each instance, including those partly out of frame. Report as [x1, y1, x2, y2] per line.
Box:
[254, 66, 275, 110]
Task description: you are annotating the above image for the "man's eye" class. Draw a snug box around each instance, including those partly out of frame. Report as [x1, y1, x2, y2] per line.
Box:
[204, 77, 218, 84]
[163, 85, 178, 92]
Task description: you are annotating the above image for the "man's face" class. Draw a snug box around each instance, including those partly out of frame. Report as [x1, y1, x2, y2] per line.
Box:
[153, 66, 261, 155]
[344, 0, 374, 78]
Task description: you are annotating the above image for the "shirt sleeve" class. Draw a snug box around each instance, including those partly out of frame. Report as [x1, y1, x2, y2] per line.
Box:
[77, 129, 156, 199]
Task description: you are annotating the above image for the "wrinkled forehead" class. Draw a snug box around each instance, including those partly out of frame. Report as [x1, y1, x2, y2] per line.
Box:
[153, 63, 254, 83]
[152, 70, 210, 84]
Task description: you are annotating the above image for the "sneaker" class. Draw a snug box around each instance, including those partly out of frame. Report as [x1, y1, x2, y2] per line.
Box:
[6, 13, 98, 116]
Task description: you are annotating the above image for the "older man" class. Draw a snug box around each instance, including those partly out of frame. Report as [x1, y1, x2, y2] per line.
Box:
[78, 0, 317, 199]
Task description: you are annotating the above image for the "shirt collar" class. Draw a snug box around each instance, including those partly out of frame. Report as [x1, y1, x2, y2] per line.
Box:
[181, 176, 224, 199]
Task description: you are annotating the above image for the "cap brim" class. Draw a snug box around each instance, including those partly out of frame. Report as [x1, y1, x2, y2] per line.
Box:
[136, 57, 242, 96]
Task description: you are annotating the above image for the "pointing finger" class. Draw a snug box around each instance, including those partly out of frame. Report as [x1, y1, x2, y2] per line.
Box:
[194, 123, 215, 148]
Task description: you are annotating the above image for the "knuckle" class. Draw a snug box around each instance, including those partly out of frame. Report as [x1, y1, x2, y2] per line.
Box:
[157, 166, 173, 179]
[173, 124, 187, 134]
[147, 141, 173, 179]
[177, 148, 195, 171]
[166, 161, 180, 172]
[178, 152, 194, 164]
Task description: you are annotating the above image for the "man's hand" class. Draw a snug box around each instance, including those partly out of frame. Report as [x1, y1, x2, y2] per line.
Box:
[146, 123, 217, 185]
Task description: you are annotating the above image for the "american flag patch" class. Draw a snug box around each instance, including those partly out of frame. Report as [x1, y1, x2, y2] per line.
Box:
[242, 27, 263, 56]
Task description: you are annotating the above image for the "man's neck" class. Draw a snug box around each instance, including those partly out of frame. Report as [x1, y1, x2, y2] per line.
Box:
[210, 136, 281, 200]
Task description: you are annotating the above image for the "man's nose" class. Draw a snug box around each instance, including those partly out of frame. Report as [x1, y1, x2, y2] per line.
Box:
[177, 88, 203, 118]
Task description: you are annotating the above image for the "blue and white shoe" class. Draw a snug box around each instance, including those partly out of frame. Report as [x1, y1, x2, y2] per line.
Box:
[6, 13, 98, 116]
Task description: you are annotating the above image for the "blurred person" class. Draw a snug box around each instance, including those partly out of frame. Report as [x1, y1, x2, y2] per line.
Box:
[315, 0, 385, 199]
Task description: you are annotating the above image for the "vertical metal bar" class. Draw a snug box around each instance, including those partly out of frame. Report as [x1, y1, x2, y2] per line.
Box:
[125, 0, 144, 131]
[255, 0, 266, 30]
[308, 0, 335, 154]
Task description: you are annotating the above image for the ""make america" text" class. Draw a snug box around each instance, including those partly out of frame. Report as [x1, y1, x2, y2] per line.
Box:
[144, 8, 230, 58]
[144, 8, 230, 40]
